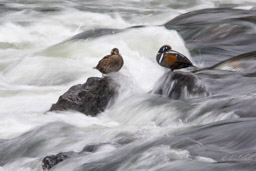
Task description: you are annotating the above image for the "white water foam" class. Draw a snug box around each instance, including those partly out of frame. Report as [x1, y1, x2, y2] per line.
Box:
[0, 1, 250, 170]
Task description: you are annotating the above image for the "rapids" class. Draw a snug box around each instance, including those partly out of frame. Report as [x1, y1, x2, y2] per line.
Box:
[1, 0, 256, 171]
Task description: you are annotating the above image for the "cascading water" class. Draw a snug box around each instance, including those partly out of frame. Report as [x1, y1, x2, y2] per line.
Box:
[1, 0, 256, 171]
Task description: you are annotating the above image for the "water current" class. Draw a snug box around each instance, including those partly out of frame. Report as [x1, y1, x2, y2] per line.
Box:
[1, 0, 256, 170]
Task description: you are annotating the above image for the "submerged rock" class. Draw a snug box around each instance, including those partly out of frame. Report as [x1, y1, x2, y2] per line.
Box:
[153, 71, 209, 100]
[209, 50, 256, 74]
[50, 77, 117, 116]
[42, 151, 75, 170]
[82, 144, 105, 153]
[42, 143, 115, 170]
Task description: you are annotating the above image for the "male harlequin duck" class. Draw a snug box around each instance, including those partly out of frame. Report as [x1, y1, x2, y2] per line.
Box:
[95, 48, 124, 74]
[156, 45, 194, 71]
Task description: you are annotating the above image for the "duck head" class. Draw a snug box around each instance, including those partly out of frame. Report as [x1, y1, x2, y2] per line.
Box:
[158, 45, 171, 53]
[111, 48, 119, 55]
[156, 45, 172, 66]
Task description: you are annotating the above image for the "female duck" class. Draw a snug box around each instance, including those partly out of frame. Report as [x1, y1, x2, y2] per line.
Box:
[95, 48, 124, 74]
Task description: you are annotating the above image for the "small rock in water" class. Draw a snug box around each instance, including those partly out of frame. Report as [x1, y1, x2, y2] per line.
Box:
[41, 143, 106, 170]
[153, 71, 209, 100]
[42, 151, 75, 170]
[81, 144, 104, 153]
[50, 77, 118, 116]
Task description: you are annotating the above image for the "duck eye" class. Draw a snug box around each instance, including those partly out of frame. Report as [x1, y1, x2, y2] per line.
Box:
[163, 46, 168, 51]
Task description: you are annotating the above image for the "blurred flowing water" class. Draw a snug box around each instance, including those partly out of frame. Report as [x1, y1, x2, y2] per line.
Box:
[1, 0, 256, 170]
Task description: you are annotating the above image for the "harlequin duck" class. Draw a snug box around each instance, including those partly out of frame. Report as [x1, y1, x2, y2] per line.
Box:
[95, 48, 124, 74]
[156, 45, 193, 71]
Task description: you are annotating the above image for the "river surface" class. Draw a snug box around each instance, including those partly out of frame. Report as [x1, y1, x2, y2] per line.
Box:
[1, 0, 256, 171]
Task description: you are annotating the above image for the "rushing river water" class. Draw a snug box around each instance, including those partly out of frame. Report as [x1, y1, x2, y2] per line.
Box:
[1, 0, 256, 171]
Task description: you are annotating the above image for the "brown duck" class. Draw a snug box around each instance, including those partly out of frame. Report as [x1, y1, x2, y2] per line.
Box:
[95, 48, 124, 74]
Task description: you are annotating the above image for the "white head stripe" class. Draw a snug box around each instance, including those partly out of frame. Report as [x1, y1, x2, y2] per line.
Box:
[159, 53, 165, 63]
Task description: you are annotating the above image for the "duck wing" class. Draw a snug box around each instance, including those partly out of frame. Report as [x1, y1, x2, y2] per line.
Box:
[168, 50, 193, 66]
[95, 55, 111, 73]
[108, 54, 124, 71]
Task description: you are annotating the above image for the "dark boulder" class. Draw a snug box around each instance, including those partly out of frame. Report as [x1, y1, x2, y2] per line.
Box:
[50, 77, 117, 116]
[42, 151, 75, 170]
[153, 71, 209, 100]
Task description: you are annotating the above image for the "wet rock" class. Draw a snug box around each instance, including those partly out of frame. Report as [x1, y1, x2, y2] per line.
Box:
[50, 77, 117, 116]
[41, 143, 118, 170]
[41, 144, 107, 170]
[42, 151, 75, 170]
[153, 71, 209, 100]
[81, 144, 105, 153]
